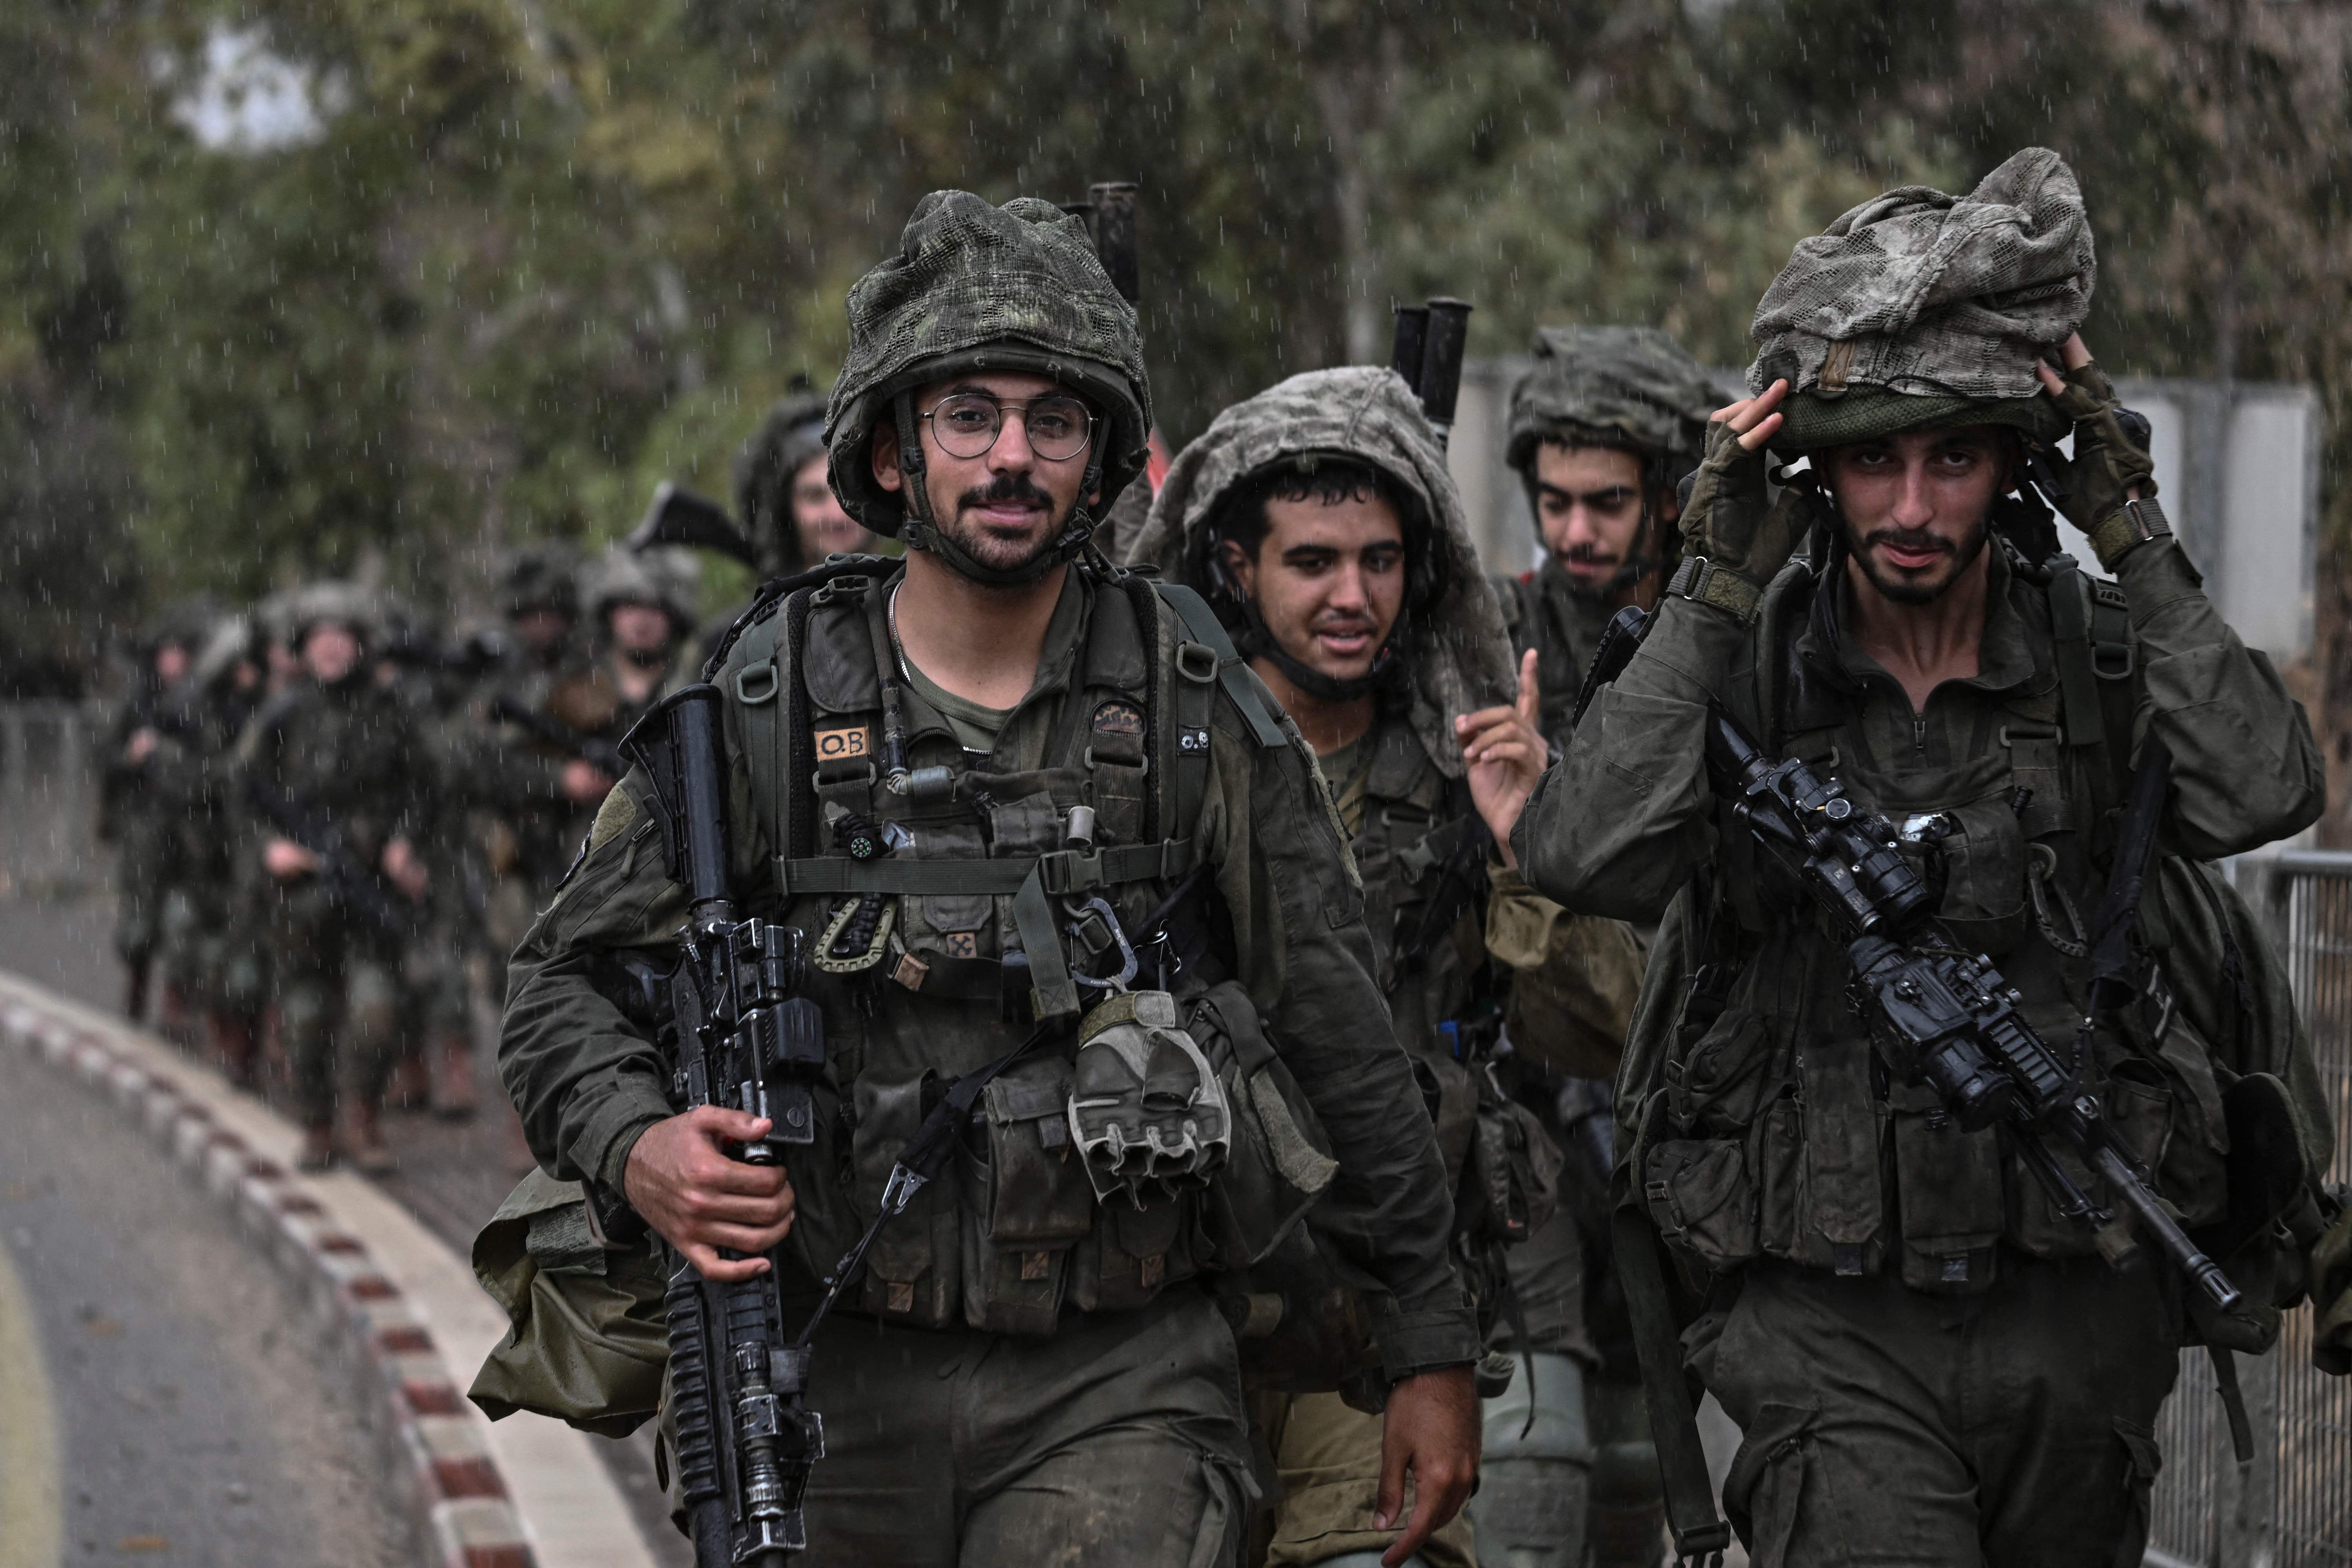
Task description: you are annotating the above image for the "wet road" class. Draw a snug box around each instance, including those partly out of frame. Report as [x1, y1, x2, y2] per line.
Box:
[0, 1042, 408, 1568]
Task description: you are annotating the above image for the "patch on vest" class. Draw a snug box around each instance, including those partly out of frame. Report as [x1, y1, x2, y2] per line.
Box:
[1091, 700, 1147, 766]
[814, 724, 870, 760]
[943, 931, 980, 960]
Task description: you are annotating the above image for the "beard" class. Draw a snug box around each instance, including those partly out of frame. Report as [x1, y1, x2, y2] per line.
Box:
[931, 472, 1072, 575]
[1846, 514, 1992, 606]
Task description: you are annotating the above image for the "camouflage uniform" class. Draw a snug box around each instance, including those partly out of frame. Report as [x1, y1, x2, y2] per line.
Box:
[100, 599, 219, 1024]
[167, 612, 270, 1080]
[1481, 327, 1721, 1567]
[238, 584, 433, 1166]
[1134, 365, 1578, 1568]
[486, 192, 1477, 1564]
[1519, 150, 2334, 1564]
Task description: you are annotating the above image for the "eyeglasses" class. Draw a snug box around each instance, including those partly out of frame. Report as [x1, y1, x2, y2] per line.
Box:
[920, 391, 1096, 462]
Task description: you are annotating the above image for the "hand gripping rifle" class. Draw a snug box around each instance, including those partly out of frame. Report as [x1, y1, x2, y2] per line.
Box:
[1704, 707, 2239, 1312]
[618, 686, 1055, 1561]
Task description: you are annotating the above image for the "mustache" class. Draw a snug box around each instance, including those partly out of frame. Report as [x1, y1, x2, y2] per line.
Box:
[1862, 528, 1955, 560]
[1561, 544, 1620, 566]
[956, 474, 1054, 514]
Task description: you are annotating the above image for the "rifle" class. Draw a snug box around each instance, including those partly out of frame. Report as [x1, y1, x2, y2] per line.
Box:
[628, 480, 761, 571]
[489, 691, 626, 780]
[245, 773, 421, 942]
[1703, 704, 2237, 1310]
[621, 686, 1038, 1560]
[1390, 297, 1474, 452]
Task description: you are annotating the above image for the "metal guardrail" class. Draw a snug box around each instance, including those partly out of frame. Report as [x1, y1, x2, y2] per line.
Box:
[0, 701, 104, 900]
[2147, 851, 2352, 1568]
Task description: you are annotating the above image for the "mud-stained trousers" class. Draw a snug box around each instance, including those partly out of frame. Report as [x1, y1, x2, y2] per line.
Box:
[269, 884, 399, 1126]
[1688, 1257, 2180, 1568]
[730, 1286, 1255, 1567]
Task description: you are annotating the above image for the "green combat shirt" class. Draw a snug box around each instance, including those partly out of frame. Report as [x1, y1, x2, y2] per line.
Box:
[498, 561, 1482, 1380]
[1496, 558, 1623, 751]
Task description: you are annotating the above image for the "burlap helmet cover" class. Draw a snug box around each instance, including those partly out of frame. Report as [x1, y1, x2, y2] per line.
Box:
[825, 191, 1152, 535]
[1507, 325, 1720, 475]
[1748, 146, 2093, 449]
[1125, 366, 1515, 781]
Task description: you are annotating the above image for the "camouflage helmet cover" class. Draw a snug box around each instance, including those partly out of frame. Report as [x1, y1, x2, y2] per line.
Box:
[1748, 147, 2092, 451]
[734, 388, 834, 576]
[280, 581, 384, 649]
[1506, 326, 1720, 480]
[584, 544, 702, 633]
[824, 191, 1153, 541]
[503, 541, 582, 619]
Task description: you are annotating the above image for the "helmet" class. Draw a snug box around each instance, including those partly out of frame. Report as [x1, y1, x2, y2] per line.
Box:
[1748, 147, 2090, 452]
[734, 388, 833, 577]
[583, 545, 701, 635]
[825, 190, 1153, 584]
[502, 541, 581, 620]
[280, 581, 382, 650]
[1506, 326, 1719, 487]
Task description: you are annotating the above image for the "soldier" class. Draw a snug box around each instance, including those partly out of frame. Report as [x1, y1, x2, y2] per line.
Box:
[100, 597, 217, 1025]
[241, 583, 435, 1172]
[1499, 326, 1718, 741]
[734, 386, 879, 578]
[1128, 364, 1583, 1568]
[493, 191, 1480, 1563]
[537, 545, 702, 849]
[172, 611, 270, 1086]
[1481, 326, 1722, 1566]
[1517, 149, 2333, 1561]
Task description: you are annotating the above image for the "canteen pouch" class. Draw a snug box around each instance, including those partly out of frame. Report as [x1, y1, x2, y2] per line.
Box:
[1189, 979, 1340, 1269]
[854, 1068, 962, 1327]
[467, 1167, 670, 1437]
[960, 1053, 1097, 1335]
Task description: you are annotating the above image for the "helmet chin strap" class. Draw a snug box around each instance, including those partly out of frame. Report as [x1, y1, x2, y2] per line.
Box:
[892, 391, 1101, 588]
[1232, 597, 1401, 704]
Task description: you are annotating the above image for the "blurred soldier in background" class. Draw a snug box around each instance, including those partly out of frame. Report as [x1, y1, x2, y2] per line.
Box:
[733, 385, 878, 577]
[239, 583, 434, 1172]
[538, 545, 700, 846]
[100, 597, 218, 1025]
[170, 610, 271, 1086]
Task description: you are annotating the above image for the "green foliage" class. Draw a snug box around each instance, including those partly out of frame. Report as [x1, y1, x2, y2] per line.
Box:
[2, 0, 2347, 693]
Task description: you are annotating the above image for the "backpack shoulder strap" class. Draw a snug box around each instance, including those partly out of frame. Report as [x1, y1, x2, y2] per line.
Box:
[2044, 557, 2136, 830]
[1150, 581, 1288, 750]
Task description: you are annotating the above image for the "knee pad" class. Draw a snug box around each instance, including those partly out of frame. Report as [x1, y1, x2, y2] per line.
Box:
[1468, 1351, 1593, 1568]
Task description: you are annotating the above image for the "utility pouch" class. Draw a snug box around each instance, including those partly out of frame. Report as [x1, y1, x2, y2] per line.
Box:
[1930, 793, 2031, 955]
[1189, 979, 1339, 1269]
[1793, 1035, 1886, 1276]
[1461, 1089, 1564, 1249]
[853, 1069, 962, 1327]
[1641, 1138, 1759, 1272]
[1889, 1083, 2005, 1294]
[1067, 1185, 1200, 1312]
[467, 1168, 670, 1437]
[959, 1054, 1095, 1335]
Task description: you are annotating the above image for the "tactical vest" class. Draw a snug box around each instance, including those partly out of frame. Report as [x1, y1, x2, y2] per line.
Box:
[704, 556, 1342, 1337]
[1635, 544, 2244, 1296]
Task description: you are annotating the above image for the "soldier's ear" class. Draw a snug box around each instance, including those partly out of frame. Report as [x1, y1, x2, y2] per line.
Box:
[1217, 537, 1257, 599]
[870, 425, 904, 494]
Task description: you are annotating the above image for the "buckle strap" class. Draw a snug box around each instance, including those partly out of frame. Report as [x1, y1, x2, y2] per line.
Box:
[775, 837, 1195, 899]
[2086, 495, 2173, 567]
[1666, 555, 1762, 623]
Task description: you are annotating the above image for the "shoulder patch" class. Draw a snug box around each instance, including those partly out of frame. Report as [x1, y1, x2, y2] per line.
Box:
[813, 724, 870, 762]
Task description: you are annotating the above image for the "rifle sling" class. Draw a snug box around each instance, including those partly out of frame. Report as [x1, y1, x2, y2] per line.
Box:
[1611, 1202, 1731, 1565]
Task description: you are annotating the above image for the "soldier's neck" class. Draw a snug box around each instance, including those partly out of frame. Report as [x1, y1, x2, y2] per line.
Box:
[895, 550, 1067, 712]
[1842, 546, 1990, 713]
[1247, 659, 1375, 757]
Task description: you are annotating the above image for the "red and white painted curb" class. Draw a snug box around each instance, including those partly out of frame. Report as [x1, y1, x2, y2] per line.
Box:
[0, 994, 535, 1568]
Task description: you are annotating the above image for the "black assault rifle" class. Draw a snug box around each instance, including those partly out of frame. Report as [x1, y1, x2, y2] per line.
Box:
[245, 774, 421, 942]
[1703, 706, 2238, 1311]
[619, 685, 1040, 1561]
[488, 692, 627, 780]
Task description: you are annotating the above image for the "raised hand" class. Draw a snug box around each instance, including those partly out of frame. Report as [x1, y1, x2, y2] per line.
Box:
[1455, 649, 1546, 867]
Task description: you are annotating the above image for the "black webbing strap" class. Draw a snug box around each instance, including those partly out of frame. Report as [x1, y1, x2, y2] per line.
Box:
[2209, 1345, 2256, 1465]
[1612, 1201, 1730, 1566]
[2046, 560, 2137, 826]
[1152, 582, 1288, 750]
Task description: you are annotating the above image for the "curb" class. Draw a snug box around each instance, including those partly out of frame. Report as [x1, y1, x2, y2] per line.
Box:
[0, 990, 536, 1568]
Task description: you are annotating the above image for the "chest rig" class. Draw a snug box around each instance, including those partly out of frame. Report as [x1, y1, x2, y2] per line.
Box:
[702, 556, 1341, 1336]
[1641, 543, 2233, 1297]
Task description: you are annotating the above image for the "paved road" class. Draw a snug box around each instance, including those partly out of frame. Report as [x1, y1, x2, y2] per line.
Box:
[0, 892, 692, 1566]
[0, 1042, 409, 1568]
